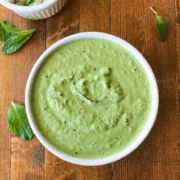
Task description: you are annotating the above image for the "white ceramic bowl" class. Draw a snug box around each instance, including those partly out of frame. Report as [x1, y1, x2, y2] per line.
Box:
[25, 32, 159, 166]
[0, 0, 67, 20]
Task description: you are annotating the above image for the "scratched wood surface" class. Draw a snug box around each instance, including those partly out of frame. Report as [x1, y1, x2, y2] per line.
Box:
[0, 0, 179, 179]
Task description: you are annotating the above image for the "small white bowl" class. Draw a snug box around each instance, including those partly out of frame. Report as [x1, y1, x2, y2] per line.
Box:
[0, 0, 67, 20]
[25, 32, 159, 166]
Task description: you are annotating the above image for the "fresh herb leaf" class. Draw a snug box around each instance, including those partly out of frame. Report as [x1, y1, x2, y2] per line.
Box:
[6, 101, 34, 141]
[2, 21, 15, 42]
[11, 29, 35, 43]
[1, 39, 22, 54]
[2, 33, 33, 54]
[150, 7, 167, 41]
[11, 34, 29, 44]
[1, 21, 20, 54]
[19, 33, 33, 45]
[0, 21, 35, 54]
[24, 0, 35, 6]
[0, 21, 35, 39]
[0, 20, 24, 34]
[155, 15, 168, 41]
[0, 24, 4, 42]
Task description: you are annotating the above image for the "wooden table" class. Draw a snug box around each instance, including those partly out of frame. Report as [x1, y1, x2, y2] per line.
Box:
[0, 0, 180, 179]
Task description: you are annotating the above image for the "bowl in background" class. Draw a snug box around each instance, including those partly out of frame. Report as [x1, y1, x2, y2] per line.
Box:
[0, 0, 67, 20]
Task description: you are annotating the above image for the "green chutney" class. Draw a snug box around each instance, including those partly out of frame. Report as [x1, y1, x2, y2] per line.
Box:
[31, 38, 152, 159]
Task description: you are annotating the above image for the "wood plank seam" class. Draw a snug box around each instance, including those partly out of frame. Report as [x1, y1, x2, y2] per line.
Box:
[176, 0, 180, 23]
[176, 0, 180, 93]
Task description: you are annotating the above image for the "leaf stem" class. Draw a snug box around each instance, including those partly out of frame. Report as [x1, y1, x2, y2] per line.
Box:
[150, 7, 157, 15]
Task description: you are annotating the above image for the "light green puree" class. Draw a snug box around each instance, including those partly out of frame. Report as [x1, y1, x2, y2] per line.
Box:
[31, 38, 152, 159]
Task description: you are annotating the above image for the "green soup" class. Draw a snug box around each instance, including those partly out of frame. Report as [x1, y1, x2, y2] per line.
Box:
[31, 38, 152, 159]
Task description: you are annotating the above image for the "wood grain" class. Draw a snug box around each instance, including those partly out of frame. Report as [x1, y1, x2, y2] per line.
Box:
[79, 0, 111, 33]
[0, 7, 13, 180]
[0, 0, 180, 179]
[46, 0, 79, 48]
[10, 15, 46, 180]
[0, 5, 46, 180]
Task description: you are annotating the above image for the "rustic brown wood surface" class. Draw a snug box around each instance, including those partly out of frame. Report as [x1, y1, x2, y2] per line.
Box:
[0, 0, 179, 179]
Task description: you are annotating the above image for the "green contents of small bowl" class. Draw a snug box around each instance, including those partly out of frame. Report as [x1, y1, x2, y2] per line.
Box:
[7, 0, 46, 6]
[30, 38, 152, 160]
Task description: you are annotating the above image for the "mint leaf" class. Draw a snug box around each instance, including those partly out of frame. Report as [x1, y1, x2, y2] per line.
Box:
[6, 101, 34, 141]
[2, 33, 33, 54]
[1, 39, 22, 54]
[19, 33, 33, 45]
[150, 7, 167, 41]
[11, 34, 29, 44]
[155, 15, 167, 41]
[2, 21, 15, 42]
[0, 21, 35, 54]
[0, 21, 35, 38]
[0, 25, 4, 42]
[0, 20, 24, 34]
[1, 21, 21, 54]
[11, 28, 35, 43]
[24, 0, 34, 6]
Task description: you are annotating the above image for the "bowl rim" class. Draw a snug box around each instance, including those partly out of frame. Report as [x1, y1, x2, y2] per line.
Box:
[0, 0, 58, 11]
[25, 32, 159, 166]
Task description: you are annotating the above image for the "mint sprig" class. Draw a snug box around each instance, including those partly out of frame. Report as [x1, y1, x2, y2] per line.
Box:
[0, 24, 4, 42]
[150, 7, 167, 41]
[0, 21, 35, 54]
[24, 0, 35, 6]
[6, 101, 34, 141]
